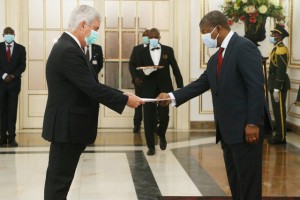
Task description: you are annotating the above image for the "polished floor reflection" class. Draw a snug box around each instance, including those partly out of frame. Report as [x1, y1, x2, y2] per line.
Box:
[0, 129, 299, 199]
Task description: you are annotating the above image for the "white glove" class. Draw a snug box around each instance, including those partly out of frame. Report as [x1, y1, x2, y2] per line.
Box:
[143, 68, 157, 76]
[273, 90, 280, 103]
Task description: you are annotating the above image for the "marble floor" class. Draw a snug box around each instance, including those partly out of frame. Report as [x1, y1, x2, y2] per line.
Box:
[0, 129, 300, 200]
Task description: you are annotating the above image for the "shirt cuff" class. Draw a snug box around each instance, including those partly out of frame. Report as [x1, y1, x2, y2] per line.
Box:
[2, 73, 8, 80]
[168, 92, 176, 106]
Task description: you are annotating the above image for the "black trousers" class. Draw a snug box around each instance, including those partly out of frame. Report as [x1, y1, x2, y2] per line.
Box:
[0, 84, 20, 140]
[270, 90, 287, 140]
[133, 84, 143, 128]
[44, 142, 86, 200]
[220, 129, 263, 200]
[143, 102, 169, 150]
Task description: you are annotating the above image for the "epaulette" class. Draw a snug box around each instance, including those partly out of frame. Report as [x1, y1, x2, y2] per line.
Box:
[275, 45, 288, 55]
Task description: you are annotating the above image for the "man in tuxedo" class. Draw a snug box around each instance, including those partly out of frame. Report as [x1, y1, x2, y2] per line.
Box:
[84, 43, 103, 75]
[158, 11, 272, 200]
[43, 5, 144, 200]
[0, 27, 26, 147]
[129, 29, 149, 133]
[267, 24, 290, 145]
[140, 28, 183, 156]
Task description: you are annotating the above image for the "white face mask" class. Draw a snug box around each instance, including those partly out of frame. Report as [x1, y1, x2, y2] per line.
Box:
[202, 26, 219, 48]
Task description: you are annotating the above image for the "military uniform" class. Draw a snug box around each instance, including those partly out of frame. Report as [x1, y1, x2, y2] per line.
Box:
[268, 24, 290, 144]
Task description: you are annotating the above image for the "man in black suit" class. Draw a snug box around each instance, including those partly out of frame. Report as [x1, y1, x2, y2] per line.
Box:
[42, 5, 143, 200]
[84, 43, 103, 75]
[140, 28, 183, 156]
[0, 27, 26, 147]
[158, 11, 272, 200]
[129, 29, 149, 133]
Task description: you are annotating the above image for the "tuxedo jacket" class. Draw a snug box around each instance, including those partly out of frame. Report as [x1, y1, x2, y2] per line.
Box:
[140, 44, 183, 97]
[90, 44, 103, 74]
[42, 33, 128, 145]
[173, 33, 272, 145]
[129, 44, 146, 83]
[0, 41, 26, 90]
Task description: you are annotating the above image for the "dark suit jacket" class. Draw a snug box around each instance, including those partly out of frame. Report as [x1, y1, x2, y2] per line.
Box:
[0, 42, 26, 90]
[140, 44, 183, 97]
[90, 44, 103, 74]
[173, 33, 272, 145]
[42, 33, 128, 145]
[129, 44, 146, 83]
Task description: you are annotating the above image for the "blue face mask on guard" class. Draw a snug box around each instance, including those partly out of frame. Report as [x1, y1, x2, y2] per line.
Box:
[143, 36, 149, 45]
[150, 38, 159, 47]
[85, 29, 99, 46]
[269, 36, 276, 44]
[4, 34, 14, 44]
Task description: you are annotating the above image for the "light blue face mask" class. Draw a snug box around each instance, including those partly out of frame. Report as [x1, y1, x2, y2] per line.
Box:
[149, 38, 159, 47]
[85, 29, 99, 46]
[269, 36, 276, 44]
[4, 34, 14, 44]
[143, 36, 149, 45]
[202, 26, 219, 48]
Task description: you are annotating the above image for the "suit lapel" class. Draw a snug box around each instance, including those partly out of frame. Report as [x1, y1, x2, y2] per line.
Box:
[145, 46, 155, 66]
[216, 33, 238, 91]
[0, 43, 9, 63]
[10, 42, 19, 61]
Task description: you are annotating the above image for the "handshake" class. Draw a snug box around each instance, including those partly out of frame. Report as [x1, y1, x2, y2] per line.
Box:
[124, 92, 172, 108]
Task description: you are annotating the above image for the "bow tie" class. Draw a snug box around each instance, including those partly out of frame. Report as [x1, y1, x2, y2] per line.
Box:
[151, 47, 160, 51]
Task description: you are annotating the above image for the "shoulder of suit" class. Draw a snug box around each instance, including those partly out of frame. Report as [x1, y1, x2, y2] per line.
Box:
[275, 43, 288, 55]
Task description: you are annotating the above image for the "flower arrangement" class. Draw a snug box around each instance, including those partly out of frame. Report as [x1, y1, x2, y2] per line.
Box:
[222, 0, 286, 27]
[222, 0, 286, 45]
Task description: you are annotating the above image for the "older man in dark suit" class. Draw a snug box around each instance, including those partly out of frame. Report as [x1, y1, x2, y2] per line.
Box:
[140, 28, 183, 156]
[43, 5, 143, 200]
[158, 11, 272, 200]
[0, 27, 26, 147]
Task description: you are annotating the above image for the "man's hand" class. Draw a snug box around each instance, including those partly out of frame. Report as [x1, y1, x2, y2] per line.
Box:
[273, 90, 280, 102]
[125, 93, 145, 108]
[157, 93, 171, 106]
[245, 124, 260, 144]
[4, 74, 14, 83]
[134, 77, 143, 87]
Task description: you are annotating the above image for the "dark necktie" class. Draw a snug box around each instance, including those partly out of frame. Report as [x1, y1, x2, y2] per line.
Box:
[86, 45, 90, 60]
[151, 47, 160, 51]
[217, 47, 225, 79]
[7, 44, 11, 63]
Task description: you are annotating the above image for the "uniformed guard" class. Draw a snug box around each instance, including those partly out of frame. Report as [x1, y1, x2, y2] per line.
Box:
[267, 24, 290, 145]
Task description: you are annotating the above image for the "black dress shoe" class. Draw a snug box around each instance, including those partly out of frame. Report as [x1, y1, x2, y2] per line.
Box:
[0, 139, 7, 147]
[8, 140, 18, 147]
[159, 136, 167, 150]
[268, 137, 286, 145]
[147, 149, 155, 156]
[133, 126, 141, 133]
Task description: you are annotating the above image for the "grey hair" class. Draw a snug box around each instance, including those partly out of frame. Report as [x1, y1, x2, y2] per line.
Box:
[67, 5, 101, 32]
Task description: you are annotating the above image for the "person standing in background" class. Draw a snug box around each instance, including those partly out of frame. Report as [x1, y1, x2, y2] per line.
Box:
[42, 5, 143, 200]
[157, 11, 272, 200]
[0, 27, 26, 147]
[84, 43, 103, 75]
[140, 28, 183, 156]
[129, 29, 149, 133]
[267, 24, 290, 145]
